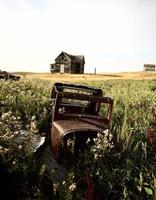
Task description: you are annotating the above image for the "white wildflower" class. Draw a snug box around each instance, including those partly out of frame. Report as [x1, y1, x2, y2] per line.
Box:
[86, 137, 91, 144]
[31, 116, 36, 121]
[62, 181, 66, 185]
[109, 133, 113, 141]
[103, 129, 109, 137]
[14, 131, 19, 135]
[31, 122, 36, 129]
[93, 138, 98, 142]
[12, 161, 16, 165]
[96, 170, 100, 176]
[94, 153, 98, 160]
[69, 182, 76, 192]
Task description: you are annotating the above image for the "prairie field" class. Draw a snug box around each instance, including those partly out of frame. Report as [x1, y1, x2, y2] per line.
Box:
[20, 71, 156, 82]
[0, 73, 156, 199]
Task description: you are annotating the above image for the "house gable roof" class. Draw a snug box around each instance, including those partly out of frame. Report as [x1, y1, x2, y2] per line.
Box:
[55, 51, 85, 64]
[144, 64, 155, 67]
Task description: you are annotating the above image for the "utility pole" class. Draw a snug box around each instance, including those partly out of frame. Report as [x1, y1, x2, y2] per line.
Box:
[94, 68, 96, 74]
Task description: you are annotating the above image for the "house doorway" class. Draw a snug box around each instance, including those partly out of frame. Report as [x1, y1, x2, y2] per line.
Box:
[60, 64, 65, 73]
[75, 63, 80, 73]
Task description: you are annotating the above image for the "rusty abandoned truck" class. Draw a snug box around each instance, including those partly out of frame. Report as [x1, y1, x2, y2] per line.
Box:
[50, 82, 114, 160]
[33, 82, 114, 198]
[0, 70, 20, 80]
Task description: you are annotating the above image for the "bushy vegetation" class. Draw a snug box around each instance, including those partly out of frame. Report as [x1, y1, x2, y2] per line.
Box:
[0, 79, 156, 199]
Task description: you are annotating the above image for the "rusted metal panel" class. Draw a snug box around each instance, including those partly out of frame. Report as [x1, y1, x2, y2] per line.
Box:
[52, 119, 105, 136]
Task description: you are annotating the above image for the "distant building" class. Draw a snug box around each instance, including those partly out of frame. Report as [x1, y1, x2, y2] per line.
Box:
[144, 64, 155, 71]
[50, 51, 85, 74]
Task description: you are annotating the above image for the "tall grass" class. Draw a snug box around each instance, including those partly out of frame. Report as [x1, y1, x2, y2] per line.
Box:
[0, 79, 156, 199]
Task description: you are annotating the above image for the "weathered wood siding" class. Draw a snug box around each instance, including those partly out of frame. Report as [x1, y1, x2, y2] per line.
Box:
[144, 64, 155, 71]
[50, 52, 84, 74]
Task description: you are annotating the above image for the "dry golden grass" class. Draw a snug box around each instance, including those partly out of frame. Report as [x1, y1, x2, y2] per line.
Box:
[22, 71, 156, 82]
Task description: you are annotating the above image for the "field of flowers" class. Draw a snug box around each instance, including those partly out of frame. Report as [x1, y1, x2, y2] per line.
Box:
[0, 78, 156, 199]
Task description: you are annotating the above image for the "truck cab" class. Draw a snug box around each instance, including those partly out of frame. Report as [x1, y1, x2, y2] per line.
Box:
[51, 82, 114, 160]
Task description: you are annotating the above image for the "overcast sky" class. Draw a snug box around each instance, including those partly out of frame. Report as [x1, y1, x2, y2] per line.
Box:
[0, 0, 156, 73]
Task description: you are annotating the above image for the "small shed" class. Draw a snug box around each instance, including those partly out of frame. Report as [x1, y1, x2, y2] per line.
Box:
[50, 51, 85, 74]
[144, 64, 155, 71]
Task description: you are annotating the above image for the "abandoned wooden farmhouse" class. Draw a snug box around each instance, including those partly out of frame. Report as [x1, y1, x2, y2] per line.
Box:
[144, 64, 155, 71]
[50, 52, 85, 74]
